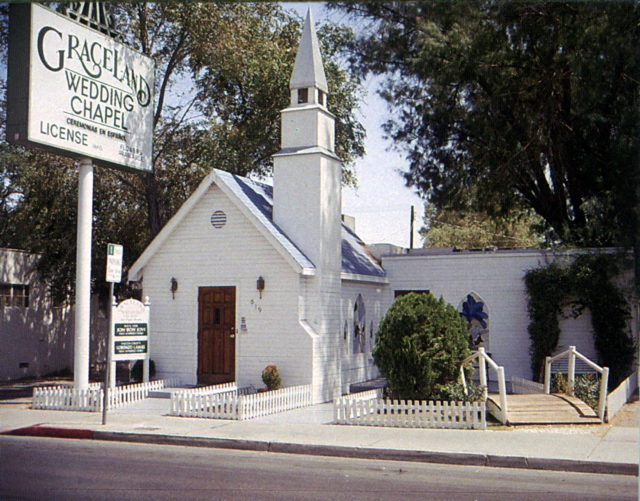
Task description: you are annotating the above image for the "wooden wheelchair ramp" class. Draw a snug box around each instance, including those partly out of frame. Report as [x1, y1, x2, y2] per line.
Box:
[487, 393, 602, 425]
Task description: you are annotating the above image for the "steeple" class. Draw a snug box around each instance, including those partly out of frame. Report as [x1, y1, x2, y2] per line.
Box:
[272, 7, 343, 403]
[277, 9, 335, 152]
[289, 9, 328, 108]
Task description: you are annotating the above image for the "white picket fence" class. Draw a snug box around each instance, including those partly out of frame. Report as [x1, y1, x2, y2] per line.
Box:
[335, 395, 486, 430]
[240, 385, 312, 419]
[175, 382, 238, 397]
[170, 384, 312, 420]
[32, 380, 169, 412]
[32, 386, 103, 411]
[105, 380, 166, 410]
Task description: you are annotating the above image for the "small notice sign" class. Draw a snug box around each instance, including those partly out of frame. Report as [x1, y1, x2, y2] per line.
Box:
[115, 323, 147, 337]
[111, 298, 149, 361]
[115, 340, 148, 355]
[106, 243, 123, 283]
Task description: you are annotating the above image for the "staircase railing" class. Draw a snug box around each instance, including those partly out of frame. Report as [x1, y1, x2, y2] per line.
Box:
[544, 345, 609, 421]
[460, 347, 508, 424]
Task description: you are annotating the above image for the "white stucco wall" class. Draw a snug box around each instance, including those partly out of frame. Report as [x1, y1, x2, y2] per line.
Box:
[382, 249, 634, 381]
[0, 248, 74, 381]
[138, 185, 313, 389]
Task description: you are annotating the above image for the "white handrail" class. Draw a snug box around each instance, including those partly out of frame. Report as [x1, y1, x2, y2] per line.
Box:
[544, 345, 609, 421]
[460, 347, 508, 424]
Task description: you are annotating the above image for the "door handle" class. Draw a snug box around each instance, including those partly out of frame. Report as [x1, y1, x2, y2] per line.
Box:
[230, 334, 236, 339]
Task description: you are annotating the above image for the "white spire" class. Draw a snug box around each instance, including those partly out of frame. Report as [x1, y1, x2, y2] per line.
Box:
[290, 9, 328, 93]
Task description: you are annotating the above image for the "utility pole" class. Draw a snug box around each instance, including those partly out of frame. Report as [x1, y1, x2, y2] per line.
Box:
[409, 205, 415, 250]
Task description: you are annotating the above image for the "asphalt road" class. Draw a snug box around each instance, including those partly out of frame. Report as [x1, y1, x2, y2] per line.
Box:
[0, 436, 636, 501]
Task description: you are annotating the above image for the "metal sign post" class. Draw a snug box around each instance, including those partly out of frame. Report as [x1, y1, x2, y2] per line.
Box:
[102, 243, 122, 425]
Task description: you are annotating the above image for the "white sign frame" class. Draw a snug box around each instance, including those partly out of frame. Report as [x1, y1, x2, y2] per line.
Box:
[7, 4, 155, 173]
[111, 298, 149, 362]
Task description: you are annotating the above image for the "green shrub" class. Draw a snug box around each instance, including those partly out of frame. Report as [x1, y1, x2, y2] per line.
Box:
[437, 381, 485, 403]
[551, 373, 601, 412]
[261, 365, 282, 390]
[373, 292, 471, 400]
[551, 373, 569, 394]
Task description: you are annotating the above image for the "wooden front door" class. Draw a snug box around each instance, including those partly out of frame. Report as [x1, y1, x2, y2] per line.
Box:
[198, 286, 236, 384]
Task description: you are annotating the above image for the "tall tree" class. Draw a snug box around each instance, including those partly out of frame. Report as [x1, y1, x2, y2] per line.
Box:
[420, 205, 544, 249]
[0, 3, 365, 301]
[333, 1, 639, 250]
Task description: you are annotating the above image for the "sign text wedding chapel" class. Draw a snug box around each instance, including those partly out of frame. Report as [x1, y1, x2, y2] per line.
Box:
[7, 4, 154, 172]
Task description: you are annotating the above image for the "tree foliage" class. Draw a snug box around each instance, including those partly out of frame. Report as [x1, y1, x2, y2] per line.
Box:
[0, 3, 365, 302]
[333, 1, 639, 249]
[524, 253, 635, 387]
[373, 292, 471, 400]
[420, 204, 544, 249]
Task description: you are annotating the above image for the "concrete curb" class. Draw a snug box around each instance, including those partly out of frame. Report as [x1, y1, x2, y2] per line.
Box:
[3, 425, 94, 440]
[5, 426, 637, 476]
[91, 430, 637, 476]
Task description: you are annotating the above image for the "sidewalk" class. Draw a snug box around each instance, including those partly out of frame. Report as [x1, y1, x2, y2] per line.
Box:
[1, 393, 637, 476]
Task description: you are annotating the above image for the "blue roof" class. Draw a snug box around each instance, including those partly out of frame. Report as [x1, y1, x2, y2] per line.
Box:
[341, 224, 386, 277]
[218, 170, 386, 279]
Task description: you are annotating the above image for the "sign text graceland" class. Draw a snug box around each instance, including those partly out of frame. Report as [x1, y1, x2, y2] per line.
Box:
[7, 4, 155, 173]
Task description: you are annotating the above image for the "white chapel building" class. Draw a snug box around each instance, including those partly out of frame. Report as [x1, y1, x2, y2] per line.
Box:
[129, 12, 387, 403]
[129, 12, 637, 402]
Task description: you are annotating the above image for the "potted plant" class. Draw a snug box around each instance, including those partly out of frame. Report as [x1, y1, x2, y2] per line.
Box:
[261, 365, 282, 391]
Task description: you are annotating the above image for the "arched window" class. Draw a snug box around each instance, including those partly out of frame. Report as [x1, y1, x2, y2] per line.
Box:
[353, 294, 366, 354]
[459, 292, 490, 350]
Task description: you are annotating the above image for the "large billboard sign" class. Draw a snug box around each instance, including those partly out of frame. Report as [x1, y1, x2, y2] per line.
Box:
[6, 4, 155, 173]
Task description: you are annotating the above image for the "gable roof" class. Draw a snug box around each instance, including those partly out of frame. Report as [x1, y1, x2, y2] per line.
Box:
[129, 169, 386, 282]
[225, 172, 386, 281]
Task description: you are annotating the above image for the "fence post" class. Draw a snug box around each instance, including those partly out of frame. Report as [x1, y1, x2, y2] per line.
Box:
[498, 366, 508, 425]
[478, 348, 488, 400]
[567, 345, 576, 397]
[598, 367, 609, 421]
[544, 356, 552, 394]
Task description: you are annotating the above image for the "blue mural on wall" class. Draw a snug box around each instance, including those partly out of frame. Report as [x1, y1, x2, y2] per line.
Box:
[459, 293, 489, 349]
[353, 294, 366, 354]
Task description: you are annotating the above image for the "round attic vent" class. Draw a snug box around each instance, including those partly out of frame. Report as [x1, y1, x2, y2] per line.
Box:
[210, 210, 227, 228]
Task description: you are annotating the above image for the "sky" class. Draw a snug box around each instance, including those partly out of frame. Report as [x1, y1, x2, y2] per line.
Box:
[283, 2, 425, 248]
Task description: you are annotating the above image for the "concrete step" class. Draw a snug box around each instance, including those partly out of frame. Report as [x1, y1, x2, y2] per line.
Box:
[148, 387, 191, 399]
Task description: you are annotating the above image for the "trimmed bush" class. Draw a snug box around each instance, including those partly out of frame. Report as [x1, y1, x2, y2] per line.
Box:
[261, 365, 282, 390]
[374, 293, 471, 400]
